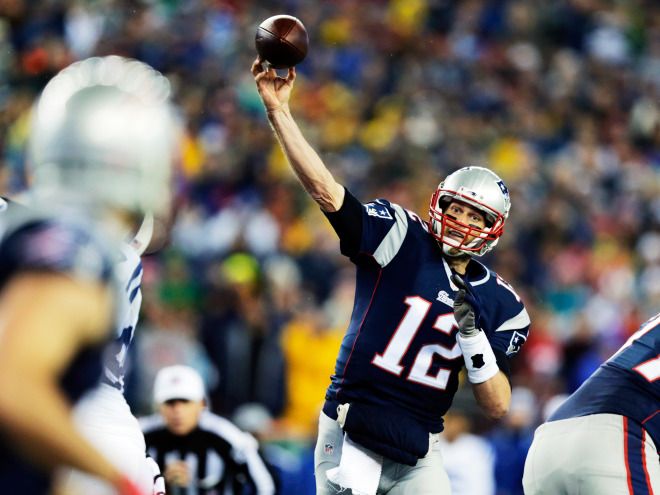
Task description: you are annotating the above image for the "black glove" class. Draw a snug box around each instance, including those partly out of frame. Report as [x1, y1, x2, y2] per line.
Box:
[450, 273, 482, 338]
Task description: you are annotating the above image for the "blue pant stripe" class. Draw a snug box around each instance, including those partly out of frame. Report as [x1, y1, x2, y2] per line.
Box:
[626, 418, 652, 495]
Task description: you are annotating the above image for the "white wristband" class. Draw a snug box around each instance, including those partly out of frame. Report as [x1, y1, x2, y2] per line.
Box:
[456, 331, 499, 384]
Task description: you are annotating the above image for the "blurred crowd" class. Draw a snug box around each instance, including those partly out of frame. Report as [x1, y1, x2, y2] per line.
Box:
[1, 0, 659, 493]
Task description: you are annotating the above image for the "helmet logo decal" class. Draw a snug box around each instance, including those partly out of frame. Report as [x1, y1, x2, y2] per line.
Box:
[497, 180, 509, 197]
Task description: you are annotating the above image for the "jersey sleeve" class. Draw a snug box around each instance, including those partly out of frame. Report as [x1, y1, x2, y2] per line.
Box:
[324, 191, 409, 267]
[323, 188, 363, 257]
[485, 275, 530, 358]
[0, 220, 114, 286]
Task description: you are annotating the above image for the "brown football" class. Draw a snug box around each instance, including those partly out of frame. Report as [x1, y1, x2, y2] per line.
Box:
[255, 15, 308, 69]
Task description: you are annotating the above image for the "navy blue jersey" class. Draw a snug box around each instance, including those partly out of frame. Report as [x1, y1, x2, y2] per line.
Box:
[325, 198, 530, 432]
[551, 313, 660, 447]
[0, 210, 116, 493]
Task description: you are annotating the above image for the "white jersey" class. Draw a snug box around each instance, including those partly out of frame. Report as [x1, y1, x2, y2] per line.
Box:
[102, 243, 143, 392]
[56, 242, 157, 494]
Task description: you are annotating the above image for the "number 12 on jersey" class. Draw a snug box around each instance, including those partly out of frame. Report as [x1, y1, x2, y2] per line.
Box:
[372, 296, 462, 390]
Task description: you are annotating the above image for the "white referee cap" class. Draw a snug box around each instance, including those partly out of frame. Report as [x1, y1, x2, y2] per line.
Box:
[153, 365, 205, 404]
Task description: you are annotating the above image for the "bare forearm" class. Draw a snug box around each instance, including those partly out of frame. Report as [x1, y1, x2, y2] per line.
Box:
[267, 106, 344, 211]
[0, 375, 120, 484]
[471, 371, 511, 419]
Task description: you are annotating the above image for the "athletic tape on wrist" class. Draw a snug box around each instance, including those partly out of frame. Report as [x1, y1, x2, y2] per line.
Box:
[456, 331, 499, 384]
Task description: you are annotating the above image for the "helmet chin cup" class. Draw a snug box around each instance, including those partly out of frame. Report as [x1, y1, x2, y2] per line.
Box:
[442, 243, 465, 257]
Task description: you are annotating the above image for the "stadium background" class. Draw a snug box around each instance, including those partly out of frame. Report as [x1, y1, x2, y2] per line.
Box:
[1, 0, 658, 493]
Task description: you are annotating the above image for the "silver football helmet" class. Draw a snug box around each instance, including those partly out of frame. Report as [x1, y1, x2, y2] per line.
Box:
[28, 55, 180, 217]
[429, 166, 511, 256]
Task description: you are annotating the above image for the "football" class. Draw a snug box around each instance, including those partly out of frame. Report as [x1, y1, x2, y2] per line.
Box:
[255, 15, 308, 69]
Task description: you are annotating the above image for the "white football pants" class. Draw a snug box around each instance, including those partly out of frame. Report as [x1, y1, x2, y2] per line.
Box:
[54, 384, 156, 495]
[523, 413, 660, 494]
[314, 411, 451, 494]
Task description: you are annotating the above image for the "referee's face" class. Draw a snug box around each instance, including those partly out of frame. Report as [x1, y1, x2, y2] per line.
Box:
[159, 399, 205, 436]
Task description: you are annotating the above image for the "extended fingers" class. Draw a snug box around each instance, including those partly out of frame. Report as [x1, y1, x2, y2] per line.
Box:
[251, 57, 264, 76]
[454, 288, 466, 306]
[287, 67, 296, 83]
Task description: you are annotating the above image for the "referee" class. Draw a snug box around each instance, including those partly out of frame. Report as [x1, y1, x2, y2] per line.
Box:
[140, 365, 276, 495]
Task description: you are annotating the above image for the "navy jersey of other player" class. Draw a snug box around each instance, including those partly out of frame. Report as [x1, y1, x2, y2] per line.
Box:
[325, 197, 530, 433]
[102, 243, 143, 393]
[551, 313, 660, 447]
[0, 210, 117, 492]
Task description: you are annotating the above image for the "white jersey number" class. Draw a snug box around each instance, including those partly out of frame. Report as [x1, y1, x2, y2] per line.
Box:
[613, 313, 660, 382]
[372, 296, 462, 390]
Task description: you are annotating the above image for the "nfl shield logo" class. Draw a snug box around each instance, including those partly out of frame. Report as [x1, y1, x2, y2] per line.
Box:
[324, 443, 334, 455]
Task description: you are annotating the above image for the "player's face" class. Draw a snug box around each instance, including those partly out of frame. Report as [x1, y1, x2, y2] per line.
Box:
[442, 201, 486, 255]
[159, 399, 205, 436]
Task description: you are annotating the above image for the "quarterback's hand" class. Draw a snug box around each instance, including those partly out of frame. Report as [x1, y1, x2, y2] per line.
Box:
[451, 273, 482, 338]
[251, 56, 296, 113]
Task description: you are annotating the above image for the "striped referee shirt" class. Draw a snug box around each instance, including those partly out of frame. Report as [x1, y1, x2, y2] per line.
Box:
[140, 411, 275, 495]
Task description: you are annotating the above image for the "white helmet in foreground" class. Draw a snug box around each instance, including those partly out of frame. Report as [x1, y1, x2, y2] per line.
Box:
[28, 55, 180, 217]
[429, 166, 511, 256]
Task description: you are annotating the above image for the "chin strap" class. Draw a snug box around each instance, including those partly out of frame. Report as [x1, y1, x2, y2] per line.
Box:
[130, 213, 154, 255]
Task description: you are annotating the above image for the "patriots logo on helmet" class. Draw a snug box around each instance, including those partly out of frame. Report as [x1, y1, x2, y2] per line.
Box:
[497, 180, 509, 197]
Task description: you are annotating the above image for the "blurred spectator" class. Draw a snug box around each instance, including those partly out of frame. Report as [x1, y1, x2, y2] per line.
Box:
[200, 252, 285, 417]
[233, 403, 316, 495]
[489, 387, 538, 495]
[439, 390, 496, 495]
[277, 269, 352, 441]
